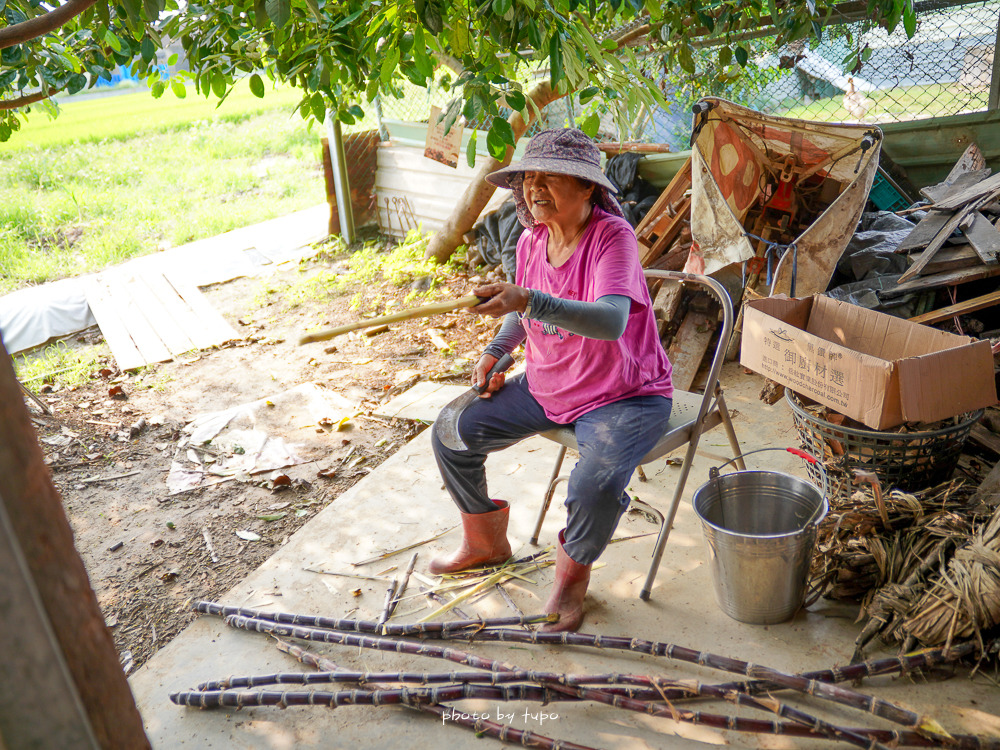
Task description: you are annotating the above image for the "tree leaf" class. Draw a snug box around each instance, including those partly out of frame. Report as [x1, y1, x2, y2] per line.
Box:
[103, 30, 122, 53]
[505, 89, 525, 112]
[143, 0, 164, 20]
[211, 70, 226, 98]
[734, 45, 748, 67]
[121, 0, 141, 23]
[677, 42, 695, 74]
[903, 2, 917, 37]
[380, 44, 399, 86]
[492, 0, 512, 16]
[265, 0, 291, 28]
[491, 116, 514, 149]
[249, 72, 265, 97]
[140, 36, 155, 63]
[549, 33, 563, 87]
[718, 46, 732, 67]
[66, 73, 87, 95]
[311, 92, 327, 121]
[170, 78, 187, 98]
[466, 129, 477, 168]
[419, 0, 443, 35]
[486, 125, 506, 160]
[580, 112, 600, 137]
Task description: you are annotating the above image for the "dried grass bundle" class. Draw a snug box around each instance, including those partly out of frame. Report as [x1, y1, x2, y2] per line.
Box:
[900, 505, 1000, 649]
[806, 479, 992, 659]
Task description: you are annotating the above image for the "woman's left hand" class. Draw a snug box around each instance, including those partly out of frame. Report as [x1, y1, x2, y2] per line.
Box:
[470, 283, 530, 318]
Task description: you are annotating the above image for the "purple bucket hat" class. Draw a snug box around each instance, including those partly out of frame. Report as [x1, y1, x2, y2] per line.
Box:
[486, 128, 625, 228]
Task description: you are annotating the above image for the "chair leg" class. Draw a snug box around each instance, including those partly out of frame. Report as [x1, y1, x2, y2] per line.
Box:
[531, 446, 567, 545]
[639, 441, 699, 601]
[715, 390, 745, 470]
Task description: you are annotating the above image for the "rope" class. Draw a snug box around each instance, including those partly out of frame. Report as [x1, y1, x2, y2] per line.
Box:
[743, 232, 798, 297]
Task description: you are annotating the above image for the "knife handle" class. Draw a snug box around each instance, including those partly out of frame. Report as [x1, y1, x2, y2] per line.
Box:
[473, 353, 515, 394]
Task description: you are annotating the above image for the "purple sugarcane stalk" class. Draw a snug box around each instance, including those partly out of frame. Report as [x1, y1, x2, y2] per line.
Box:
[223, 614, 892, 750]
[276, 638, 597, 750]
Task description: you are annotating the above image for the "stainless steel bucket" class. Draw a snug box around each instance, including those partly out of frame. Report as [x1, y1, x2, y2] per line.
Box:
[692, 458, 828, 625]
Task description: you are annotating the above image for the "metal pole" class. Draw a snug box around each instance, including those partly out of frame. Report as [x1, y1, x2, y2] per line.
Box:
[373, 96, 391, 142]
[324, 111, 356, 244]
[989, 10, 1000, 111]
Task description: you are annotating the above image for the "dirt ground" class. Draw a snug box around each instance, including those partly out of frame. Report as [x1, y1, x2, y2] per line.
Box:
[21, 241, 501, 675]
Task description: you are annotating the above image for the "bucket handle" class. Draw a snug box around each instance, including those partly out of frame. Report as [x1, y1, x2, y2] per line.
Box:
[708, 447, 829, 528]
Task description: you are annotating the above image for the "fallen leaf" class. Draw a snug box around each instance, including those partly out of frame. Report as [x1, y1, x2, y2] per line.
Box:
[258, 512, 288, 522]
[351, 588, 362, 597]
[236, 530, 262, 542]
[268, 502, 291, 511]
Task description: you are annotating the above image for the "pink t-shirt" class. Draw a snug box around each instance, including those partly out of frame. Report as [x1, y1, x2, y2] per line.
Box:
[515, 205, 674, 424]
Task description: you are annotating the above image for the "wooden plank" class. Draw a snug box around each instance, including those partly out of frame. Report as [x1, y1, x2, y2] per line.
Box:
[923, 243, 983, 275]
[897, 192, 999, 283]
[139, 271, 219, 351]
[970, 424, 1000, 456]
[0, 348, 153, 749]
[898, 210, 952, 252]
[640, 197, 690, 266]
[83, 278, 146, 371]
[943, 143, 986, 186]
[666, 311, 716, 392]
[104, 273, 173, 366]
[931, 170, 1000, 211]
[962, 211, 1000, 263]
[908, 289, 1000, 325]
[164, 274, 239, 345]
[919, 166, 991, 203]
[636, 157, 691, 265]
[890, 261, 1000, 295]
[651, 280, 683, 335]
[123, 274, 195, 358]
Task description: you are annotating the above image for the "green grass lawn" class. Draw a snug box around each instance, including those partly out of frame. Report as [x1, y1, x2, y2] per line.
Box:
[770, 82, 990, 123]
[0, 80, 330, 295]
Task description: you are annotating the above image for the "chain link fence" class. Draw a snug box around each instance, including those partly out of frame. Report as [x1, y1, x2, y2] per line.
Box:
[332, 0, 997, 232]
[376, 0, 997, 151]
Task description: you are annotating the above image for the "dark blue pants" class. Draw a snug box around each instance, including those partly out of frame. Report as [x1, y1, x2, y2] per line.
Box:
[432, 373, 672, 565]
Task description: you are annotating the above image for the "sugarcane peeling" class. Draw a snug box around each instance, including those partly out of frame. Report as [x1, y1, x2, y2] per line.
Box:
[430, 129, 675, 632]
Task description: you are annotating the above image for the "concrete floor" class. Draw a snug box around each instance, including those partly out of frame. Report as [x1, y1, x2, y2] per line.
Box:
[129, 363, 1000, 748]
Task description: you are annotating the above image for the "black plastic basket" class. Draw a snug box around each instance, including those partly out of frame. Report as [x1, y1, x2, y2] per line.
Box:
[785, 390, 981, 502]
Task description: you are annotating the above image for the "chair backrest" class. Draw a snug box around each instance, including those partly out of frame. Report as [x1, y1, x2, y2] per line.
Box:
[643, 269, 734, 428]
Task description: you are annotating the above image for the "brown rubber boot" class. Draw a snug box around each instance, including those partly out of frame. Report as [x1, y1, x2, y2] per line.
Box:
[541, 530, 592, 632]
[429, 500, 513, 575]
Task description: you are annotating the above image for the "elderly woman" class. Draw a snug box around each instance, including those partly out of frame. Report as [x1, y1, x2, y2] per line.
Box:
[430, 128, 673, 632]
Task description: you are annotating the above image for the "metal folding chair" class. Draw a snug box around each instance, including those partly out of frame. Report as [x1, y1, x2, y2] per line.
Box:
[530, 270, 745, 600]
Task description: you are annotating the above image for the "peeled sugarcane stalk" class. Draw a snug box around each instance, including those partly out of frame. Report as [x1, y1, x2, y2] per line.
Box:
[221, 615, 895, 750]
[277, 639, 599, 750]
[298, 295, 483, 344]
[193, 600, 554, 635]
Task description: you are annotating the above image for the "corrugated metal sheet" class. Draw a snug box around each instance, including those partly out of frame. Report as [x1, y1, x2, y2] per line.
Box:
[374, 120, 528, 238]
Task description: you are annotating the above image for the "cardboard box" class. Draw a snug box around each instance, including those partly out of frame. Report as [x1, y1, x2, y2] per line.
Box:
[741, 295, 998, 430]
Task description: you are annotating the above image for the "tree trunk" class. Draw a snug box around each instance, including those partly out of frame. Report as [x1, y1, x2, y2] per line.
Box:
[424, 81, 565, 263]
[0, 344, 151, 749]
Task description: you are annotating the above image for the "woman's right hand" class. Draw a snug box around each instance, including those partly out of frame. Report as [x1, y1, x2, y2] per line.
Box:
[473, 354, 506, 398]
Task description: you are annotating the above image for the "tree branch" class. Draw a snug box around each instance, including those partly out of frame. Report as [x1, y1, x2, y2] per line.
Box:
[0, 88, 60, 110]
[0, 0, 99, 50]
